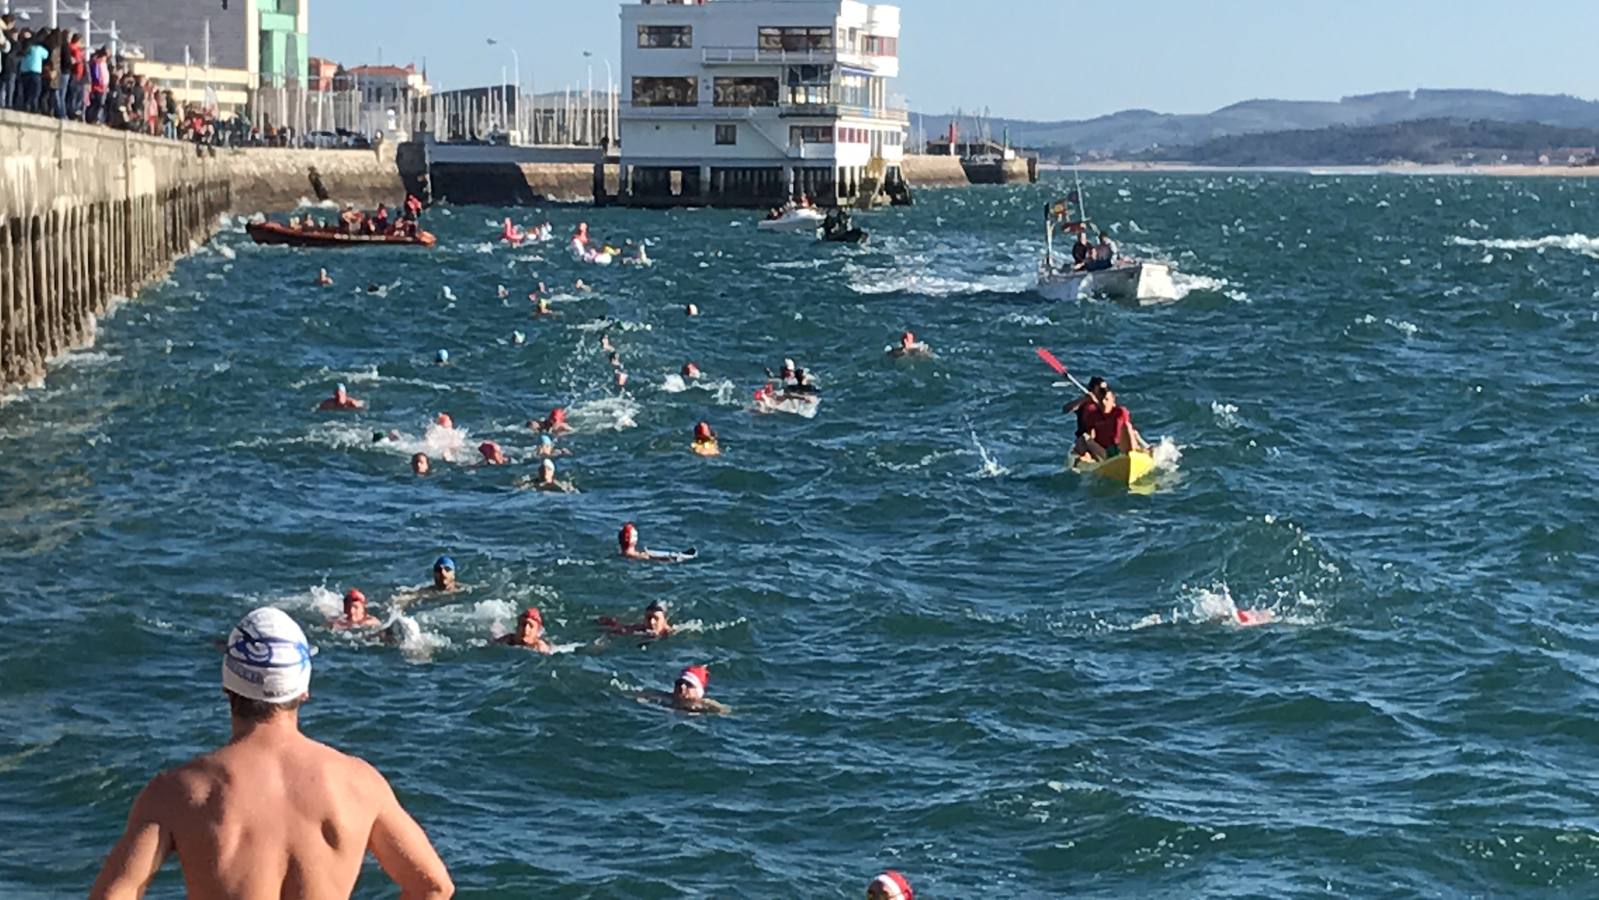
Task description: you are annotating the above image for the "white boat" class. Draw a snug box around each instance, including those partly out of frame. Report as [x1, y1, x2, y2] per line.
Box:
[1037, 261, 1177, 305]
[757, 208, 825, 233]
[1036, 189, 1178, 305]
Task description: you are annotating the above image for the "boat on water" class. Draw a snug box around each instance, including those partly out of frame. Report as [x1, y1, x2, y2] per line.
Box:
[1069, 449, 1156, 485]
[819, 209, 868, 245]
[1036, 189, 1177, 305]
[247, 221, 436, 249]
[757, 208, 825, 233]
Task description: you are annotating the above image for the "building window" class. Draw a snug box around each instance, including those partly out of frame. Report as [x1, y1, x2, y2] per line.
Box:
[713, 77, 779, 107]
[790, 125, 833, 145]
[715, 124, 737, 145]
[638, 25, 692, 48]
[759, 26, 835, 51]
[864, 35, 898, 56]
[631, 77, 698, 108]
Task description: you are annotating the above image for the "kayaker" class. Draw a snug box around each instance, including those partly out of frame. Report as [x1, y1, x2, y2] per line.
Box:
[784, 369, 820, 398]
[317, 384, 365, 412]
[497, 607, 554, 653]
[328, 589, 381, 631]
[1063, 376, 1107, 458]
[1080, 385, 1146, 461]
[765, 359, 797, 385]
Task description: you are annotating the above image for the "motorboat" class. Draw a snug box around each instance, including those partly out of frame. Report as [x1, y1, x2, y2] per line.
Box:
[1036, 189, 1176, 305]
[246, 221, 435, 248]
[757, 207, 825, 233]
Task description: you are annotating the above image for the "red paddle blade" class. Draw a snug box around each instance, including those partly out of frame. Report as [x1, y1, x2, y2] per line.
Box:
[1035, 347, 1068, 376]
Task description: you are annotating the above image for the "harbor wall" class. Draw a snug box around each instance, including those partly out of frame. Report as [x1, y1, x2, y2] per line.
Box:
[900, 155, 972, 188]
[1, 110, 230, 391]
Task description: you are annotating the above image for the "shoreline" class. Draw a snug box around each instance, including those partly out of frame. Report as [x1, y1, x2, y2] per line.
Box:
[1043, 161, 1599, 179]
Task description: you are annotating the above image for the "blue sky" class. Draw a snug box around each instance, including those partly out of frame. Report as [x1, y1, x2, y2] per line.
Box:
[312, 0, 1599, 120]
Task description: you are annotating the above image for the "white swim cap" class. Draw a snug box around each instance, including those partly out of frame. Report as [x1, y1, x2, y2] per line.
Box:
[222, 608, 312, 703]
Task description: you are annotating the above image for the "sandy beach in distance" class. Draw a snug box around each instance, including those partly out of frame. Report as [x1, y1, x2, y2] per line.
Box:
[1051, 161, 1599, 178]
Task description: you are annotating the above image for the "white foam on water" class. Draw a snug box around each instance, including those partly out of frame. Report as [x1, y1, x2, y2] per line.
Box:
[1210, 401, 1242, 429]
[968, 430, 1009, 478]
[847, 269, 1031, 297]
[1148, 437, 1182, 472]
[871, 447, 964, 473]
[668, 616, 748, 635]
[661, 375, 739, 405]
[999, 312, 1052, 327]
[1450, 233, 1599, 258]
[571, 395, 639, 432]
[1172, 272, 1247, 302]
[574, 319, 652, 334]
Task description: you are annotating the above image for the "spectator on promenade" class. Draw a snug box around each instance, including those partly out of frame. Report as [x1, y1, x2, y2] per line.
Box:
[65, 32, 85, 120]
[0, 15, 18, 110]
[85, 47, 109, 124]
[17, 30, 45, 113]
[44, 27, 65, 117]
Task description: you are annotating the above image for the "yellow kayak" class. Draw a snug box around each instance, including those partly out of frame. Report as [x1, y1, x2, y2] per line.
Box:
[1070, 449, 1155, 485]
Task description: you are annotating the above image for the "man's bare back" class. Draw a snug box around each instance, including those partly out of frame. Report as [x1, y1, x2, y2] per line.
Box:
[91, 608, 451, 900]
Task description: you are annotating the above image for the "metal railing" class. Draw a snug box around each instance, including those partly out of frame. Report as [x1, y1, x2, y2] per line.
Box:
[620, 101, 908, 123]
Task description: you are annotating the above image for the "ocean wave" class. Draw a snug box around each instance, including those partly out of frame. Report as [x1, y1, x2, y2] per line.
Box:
[1450, 233, 1599, 258]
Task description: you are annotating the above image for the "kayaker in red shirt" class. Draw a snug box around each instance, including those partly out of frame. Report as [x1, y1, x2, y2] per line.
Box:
[1080, 385, 1145, 461]
[1064, 375, 1107, 458]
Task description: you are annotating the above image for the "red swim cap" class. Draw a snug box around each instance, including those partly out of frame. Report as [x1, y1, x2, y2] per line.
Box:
[694, 421, 713, 441]
[902, 331, 915, 342]
[519, 607, 542, 626]
[869, 870, 913, 900]
[682, 362, 699, 377]
[619, 522, 638, 548]
[479, 441, 499, 458]
[551, 407, 568, 423]
[344, 588, 366, 609]
[436, 413, 453, 429]
[677, 665, 709, 691]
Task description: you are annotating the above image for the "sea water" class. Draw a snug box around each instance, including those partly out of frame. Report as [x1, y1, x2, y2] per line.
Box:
[2, 173, 1597, 897]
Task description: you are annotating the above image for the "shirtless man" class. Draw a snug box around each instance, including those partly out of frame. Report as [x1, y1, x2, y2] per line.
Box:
[496, 607, 554, 654]
[328, 589, 381, 631]
[618, 522, 693, 562]
[431, 557, 457, 592]
[89, 607, 452, 900]
[317, 384, 366, 412]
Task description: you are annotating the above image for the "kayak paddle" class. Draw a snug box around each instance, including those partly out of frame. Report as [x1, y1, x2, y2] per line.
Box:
[1036, 347, 1093, 396]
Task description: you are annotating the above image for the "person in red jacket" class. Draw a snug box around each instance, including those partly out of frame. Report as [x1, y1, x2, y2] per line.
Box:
[1079, 385, 1146, 461]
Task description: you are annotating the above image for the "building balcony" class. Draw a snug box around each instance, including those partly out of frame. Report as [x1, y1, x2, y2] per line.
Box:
[621, 102, 908, 124]
[699, 46, 894, 69]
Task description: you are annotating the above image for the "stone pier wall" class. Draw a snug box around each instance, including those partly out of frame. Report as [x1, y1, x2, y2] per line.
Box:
[900, 155, 972, 188]
[0, 110, 231, 391]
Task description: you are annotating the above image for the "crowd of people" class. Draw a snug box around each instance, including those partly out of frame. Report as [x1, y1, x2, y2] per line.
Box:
[0, 15, 294, 146]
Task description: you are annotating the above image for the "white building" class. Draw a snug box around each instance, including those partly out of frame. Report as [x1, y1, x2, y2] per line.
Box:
[618, 0, 907, 207]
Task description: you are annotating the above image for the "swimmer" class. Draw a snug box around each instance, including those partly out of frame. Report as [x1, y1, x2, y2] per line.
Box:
[684, 303, 699, 317]
[574, 279, 591, 293]
[512, 330, 526, 345]
[600, 334, 614, 352]
[432, 556, 457, 591]
[765, 358, 798, 385]
[496, 607, 554, 653]
[637, 665, 728, 715]
[618, 522, 695, 562]
[599, 600, 673, 638]
[533, 296, 556, 317]
[531, 407, 572, 435]
[608, 351, 623, 369]
[410, 453, 430, 476]
[534, 433, 569, 458]
[90, 608, 452, 900]
[691, 421, 720, 457]
[478, 441, 509, 465]
[497, 284, 509, 299]
[1235, 608, 1279, 627]
[328, 589, 381, 631]
[867, 870, 914, 900]
[317, 383, 366, 412]
[521, 458, 577, 493]
[681, 362, 702, 380]
[783, 368, 820, 399]
[434, 413, 455, 431]
[314, 267, 333, 287]
[379, 614, 423, 648]
[614, 370, 629, 389]
[887, 330, 931, 358]
[365, 282, 382, 294]
[434, 349, 449, 366]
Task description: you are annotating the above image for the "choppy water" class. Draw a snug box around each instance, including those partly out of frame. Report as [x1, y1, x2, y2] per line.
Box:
[3, 173, 1598, 897]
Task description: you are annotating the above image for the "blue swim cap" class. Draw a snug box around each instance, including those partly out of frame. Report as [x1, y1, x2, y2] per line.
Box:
[434, 555, 455, 571]
[539, 434, 553, 445]
[337, 382, 347, 392]
[435, 349, 449, 363]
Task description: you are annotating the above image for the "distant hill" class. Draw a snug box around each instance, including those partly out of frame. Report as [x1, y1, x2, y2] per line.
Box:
[1132, 118, 1599, 167]
[911, 89, 1599, 157]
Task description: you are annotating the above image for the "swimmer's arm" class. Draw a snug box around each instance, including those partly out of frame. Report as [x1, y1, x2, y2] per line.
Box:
[699, 699, 732, 715]
[89, 778, 175, 900]
[367, 770, 454, 900]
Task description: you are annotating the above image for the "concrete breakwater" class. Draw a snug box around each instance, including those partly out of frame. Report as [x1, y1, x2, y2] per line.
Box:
[1, 111, 231, 391]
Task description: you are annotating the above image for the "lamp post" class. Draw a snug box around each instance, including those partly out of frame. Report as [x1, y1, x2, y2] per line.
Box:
[487, 38, 519, 142]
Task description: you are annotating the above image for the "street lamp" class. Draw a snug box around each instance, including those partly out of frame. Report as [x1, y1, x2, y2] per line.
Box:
[487, 38, 519, 142]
